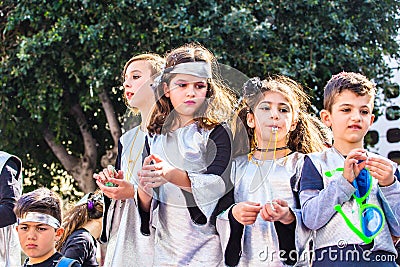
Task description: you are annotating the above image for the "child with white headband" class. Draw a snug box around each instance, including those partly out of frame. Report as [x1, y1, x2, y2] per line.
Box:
[137, 43, 236, 266]
[14, 187, 81, 267]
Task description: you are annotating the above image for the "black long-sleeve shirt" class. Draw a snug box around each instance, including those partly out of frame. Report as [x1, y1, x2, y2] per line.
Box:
[0, 158, 21, 227]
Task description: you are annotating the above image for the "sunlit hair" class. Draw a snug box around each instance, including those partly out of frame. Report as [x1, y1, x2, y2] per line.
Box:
[233, 75, 326, 156]
[14, 187, 62, 226]
[122, 53, 165, 115]
[310, 115, 333, 148]
[56, 190, 103, 251]
[148, 42, 236, 134]
[323, 71, 376, 112]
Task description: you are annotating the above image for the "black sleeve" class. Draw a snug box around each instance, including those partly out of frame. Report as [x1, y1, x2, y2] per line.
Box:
[137, 195, 151, 236]
[182, 124, 234, 225]
[100, 141, 123, 243]
[209, 124, 234, 224]
[205, 123, 233, 176]
[224, 207, 244, 267]
[299, 156, 324, 192]
[137, 136, 153, 234]
[0, 159, 21, 227]
[395, 169, 400, 182]
[274, 220, 297, 265]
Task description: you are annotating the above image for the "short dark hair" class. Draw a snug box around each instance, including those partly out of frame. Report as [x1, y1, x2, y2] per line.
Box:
[14, 187, 62, 224]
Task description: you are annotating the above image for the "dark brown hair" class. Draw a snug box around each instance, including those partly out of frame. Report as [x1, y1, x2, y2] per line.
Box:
[148, 43, 236, 134]
[233, 75, 326, 156]
[323, 72, 376, 112]
[14, 187, 63, 226]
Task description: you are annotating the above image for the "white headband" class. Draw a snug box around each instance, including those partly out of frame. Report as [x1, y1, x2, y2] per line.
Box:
[167, 62, 212, 78]
[18, 212, 61, 229]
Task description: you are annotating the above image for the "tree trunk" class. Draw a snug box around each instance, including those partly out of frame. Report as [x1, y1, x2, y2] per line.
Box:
[43, 100, 100, 193]
[99, 89, 121, 168]
[43, 128, 97, 193]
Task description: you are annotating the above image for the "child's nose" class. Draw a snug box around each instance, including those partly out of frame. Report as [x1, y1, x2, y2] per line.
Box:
[186, 84, 196, 96]
[26, 229, 37, 240]
[123, 79, 132, 89]
[351, 111, 362, 121]
[270, 109, 279, 120]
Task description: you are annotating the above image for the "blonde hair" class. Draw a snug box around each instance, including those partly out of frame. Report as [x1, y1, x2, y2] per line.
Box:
[122, 53, 165, 115]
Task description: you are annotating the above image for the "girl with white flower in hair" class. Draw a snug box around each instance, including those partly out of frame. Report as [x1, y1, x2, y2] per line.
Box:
[217, 75, 327, 267]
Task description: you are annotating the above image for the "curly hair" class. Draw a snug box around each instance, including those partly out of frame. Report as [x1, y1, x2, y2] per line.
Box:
[148, 42, 236, 135]
[233, 75, 326, 156]
[56, 191, 103, 251]
[122, 53, 165, 115]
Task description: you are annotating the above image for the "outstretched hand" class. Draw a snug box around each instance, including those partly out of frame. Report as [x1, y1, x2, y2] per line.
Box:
[96, 178, 135, 200]
[93, 165, 123, 185]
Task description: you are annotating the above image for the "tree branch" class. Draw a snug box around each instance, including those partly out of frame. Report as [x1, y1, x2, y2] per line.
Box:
[99, 89, 121, 147]
[70, 103, 98, 167]
[43, 128, 79, 170]
[98, 89, 121, 168]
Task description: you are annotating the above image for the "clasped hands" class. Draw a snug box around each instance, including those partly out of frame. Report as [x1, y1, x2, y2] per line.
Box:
[232, 199, 295, 226]
[343, 148, 395, 187]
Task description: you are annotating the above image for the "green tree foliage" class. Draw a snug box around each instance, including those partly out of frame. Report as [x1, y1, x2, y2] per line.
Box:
[1, 0, 399, 195]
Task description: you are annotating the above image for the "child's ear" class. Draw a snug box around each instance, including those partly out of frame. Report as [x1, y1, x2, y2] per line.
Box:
[369, 114, 375, 126]
[55, 228, 64, 241]
[246, 113, 255, 128]
[290, 119, 298, 132]
[163, 82, 170, 98]
[320, 109, 332, 127]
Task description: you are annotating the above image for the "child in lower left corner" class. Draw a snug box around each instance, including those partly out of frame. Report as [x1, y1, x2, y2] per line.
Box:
[14, 187, 81, 267]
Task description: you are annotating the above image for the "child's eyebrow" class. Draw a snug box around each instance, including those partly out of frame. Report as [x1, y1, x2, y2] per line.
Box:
[20, 223, 48, 227]
[35, 223, 49, 227]
[126, 70, 143, 75]
[338, 103, 353, 107]
[338, 103, 371, 108]
[258, 100, 290, 106]
[175, 79, 207, 83]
